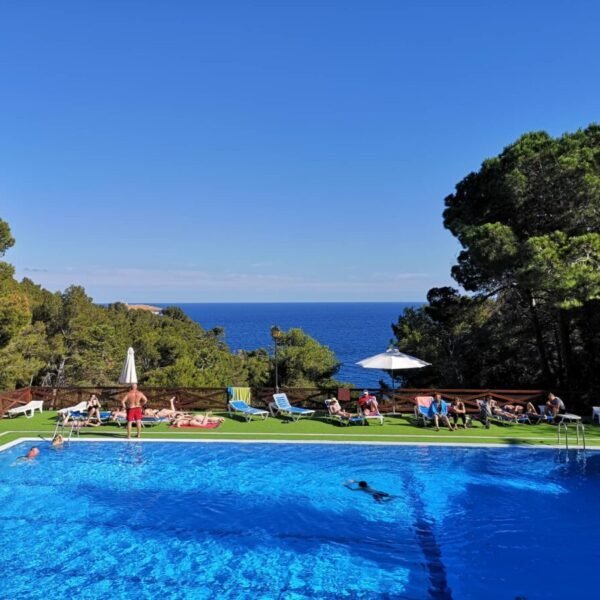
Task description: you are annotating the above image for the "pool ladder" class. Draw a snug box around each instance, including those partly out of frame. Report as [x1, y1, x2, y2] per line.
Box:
[556, 421, 586, 450]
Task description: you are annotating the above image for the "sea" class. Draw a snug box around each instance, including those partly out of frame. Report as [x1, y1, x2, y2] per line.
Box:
[153, 302, 420, 388]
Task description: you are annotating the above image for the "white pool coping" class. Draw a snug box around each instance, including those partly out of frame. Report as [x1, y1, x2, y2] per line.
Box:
[1, 435, 598, 452]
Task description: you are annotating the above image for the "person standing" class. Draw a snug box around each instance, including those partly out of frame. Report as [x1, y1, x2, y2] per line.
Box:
[121, 383, 148, 439]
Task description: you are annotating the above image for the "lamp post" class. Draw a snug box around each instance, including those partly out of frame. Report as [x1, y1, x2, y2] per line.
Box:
[270, 325, 282, 392]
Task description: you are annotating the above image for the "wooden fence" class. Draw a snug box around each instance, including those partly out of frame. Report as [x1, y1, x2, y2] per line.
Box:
[0, 385, 568, 417]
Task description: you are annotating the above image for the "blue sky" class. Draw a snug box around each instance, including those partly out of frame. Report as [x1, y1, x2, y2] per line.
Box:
[1, 1, 598, 302]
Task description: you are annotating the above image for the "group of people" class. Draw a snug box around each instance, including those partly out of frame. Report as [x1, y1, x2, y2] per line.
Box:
[429, 392, 566, 431]
[328, 390, 381, 421]
[63, 386, 224, 439]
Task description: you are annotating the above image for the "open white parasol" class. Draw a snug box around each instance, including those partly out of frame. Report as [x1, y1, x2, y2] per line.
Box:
[356, 348, 430, 413]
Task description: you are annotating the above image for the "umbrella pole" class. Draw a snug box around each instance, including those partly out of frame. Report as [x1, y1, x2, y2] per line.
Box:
[392, 369, 396, 415]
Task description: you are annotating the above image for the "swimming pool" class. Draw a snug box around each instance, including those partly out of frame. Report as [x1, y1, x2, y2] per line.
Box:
[0, 441, 598, 599]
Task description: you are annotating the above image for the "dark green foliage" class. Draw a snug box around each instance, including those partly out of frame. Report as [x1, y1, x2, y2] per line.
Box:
[0, 217, 341, 390]
[395, 125, 600, 400]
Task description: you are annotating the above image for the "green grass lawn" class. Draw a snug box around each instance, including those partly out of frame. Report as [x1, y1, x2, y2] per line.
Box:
[1, 410, 599, 448]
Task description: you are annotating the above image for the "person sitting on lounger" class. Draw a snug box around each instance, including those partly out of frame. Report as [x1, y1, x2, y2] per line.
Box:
[343, 479, 394, 503]
[145, 397, 188, 419]
[546, 393, 565, 421]
[477, 396, 493, 428]
[87, 394, 102, 422]
[449, 397, 468, 429]
[358, 390, 379, 416]
[171, 412, 225, 428]
[329, 398, 355, 419]
[429, 393, 455, 431]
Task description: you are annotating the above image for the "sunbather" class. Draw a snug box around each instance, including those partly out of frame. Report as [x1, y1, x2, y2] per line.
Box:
[329, 398, 355, 419]
[491, 402, 518, 422]
[343, 479, 394, 503]
[63, 413, 102, 427]
[546, 393, 566, 421]
[109, 409, 127, 421]
[450, 397, 468, 429]
[429, 394, 455, 431]
[502, 403, 524, 415]
[87, 394, 102, 422]
[358, 390, 379, 416]
[171, 413, 224, 427]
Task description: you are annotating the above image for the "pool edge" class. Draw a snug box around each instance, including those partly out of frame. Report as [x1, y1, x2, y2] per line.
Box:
[1, 436, 599, 452]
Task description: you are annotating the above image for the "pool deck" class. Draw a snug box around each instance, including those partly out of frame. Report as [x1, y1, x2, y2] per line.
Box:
[1, 410, 599, 449]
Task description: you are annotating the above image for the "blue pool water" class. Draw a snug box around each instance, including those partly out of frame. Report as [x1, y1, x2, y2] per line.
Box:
[0, 441, 598, 599]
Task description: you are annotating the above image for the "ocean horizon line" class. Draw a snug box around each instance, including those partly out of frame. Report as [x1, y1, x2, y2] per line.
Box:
[110, 300, 425, 305]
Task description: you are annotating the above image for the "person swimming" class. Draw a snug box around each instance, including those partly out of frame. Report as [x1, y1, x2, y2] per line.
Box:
[343, 479, 394, 503]
[17, 447, 40, 461]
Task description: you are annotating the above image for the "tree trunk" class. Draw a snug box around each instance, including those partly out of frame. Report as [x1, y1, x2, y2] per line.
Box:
[524, 290, 554, 386]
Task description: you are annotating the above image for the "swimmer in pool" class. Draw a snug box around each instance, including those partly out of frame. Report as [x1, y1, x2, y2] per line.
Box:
[51, 434, 65, 448]
[17, 447, 40, 461]
[343, 479, 394, 503]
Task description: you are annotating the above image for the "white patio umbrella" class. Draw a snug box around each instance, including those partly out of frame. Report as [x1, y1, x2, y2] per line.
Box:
[118, 347, 138, 385]
[356, 349, 430, 414]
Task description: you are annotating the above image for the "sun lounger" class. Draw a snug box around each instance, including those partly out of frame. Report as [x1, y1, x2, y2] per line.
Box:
[324, 399, 363, 426]
[357, 404, 384, 425]
[475, 399, 527, 426]
[228, 400, 269, 422]
[412, 396, 434, 427]
[58, 401, 88, 415]
[7, 400, 44, 419]
[272, 393, 315, 421]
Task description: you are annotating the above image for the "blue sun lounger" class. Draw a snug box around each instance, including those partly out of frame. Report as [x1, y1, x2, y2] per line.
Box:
[228, 400, 269, 422]
[272, 393, 315, 422]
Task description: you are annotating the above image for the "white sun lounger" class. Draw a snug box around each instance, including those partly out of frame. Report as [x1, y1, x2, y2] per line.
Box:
[58, 401, 88, 415]
[7, 400, 44, 419]
[272, 393, 315, 422]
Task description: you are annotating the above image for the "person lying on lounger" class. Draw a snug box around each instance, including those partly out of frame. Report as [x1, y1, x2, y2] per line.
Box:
[63, 413, 102, 427]
[502, 403, 524, 416]
[491, 402, 518, 422]
[343, 480, 394, 503]
[144, 397, 188, 419]
[87, 394, 102, 422]
[170, 413, 225, 428]
[329, 398, 357, 419]
[109, 409, 127, 422]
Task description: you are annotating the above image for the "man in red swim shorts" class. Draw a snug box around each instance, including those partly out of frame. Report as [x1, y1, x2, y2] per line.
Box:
[121, 383, 148, 440]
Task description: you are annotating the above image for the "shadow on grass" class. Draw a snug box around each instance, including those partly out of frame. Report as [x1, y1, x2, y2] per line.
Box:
[503, 437, 537, 446]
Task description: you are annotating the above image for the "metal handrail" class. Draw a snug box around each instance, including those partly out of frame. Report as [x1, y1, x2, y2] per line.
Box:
[557, 422, 569, 450]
